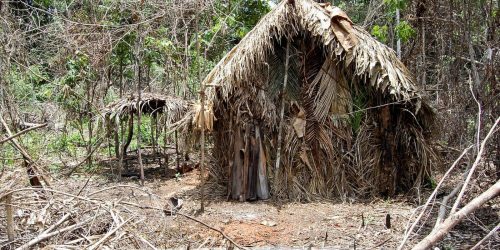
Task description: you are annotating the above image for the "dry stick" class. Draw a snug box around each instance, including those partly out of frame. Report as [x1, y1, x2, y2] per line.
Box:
[0, 116, 50, 187]
[274, 39, 290, 172]
[470, 222, 500, 250]
[16, 212, 105, 250]
[450, 108, 499, 215]
[177, 212, 247, 250]
[450, 117, 499, 214]
[0, 123, 47, 144]
[137, 62, 145, 186]
[87, 216, 135, 250]
[196, 15, 206, 213]
[412, 180, 500, 250]
[398, 145, 473, 250]
[117, 201, 246, 249]
[4, 193, 15, 241]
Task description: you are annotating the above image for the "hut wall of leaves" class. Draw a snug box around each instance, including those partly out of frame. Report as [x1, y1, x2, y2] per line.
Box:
[196, 0, 437, 201]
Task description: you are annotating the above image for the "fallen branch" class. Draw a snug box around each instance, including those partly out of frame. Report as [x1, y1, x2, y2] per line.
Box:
[0, 116, 51, 187]
[16, 211, 105, 250]
[470, 222, 500, 250]
[87, 216, 135, 250]
[412, 180, 500, 250]
[398, 145, 473, 249]
[0, 123, 47, 145]
[450, 117, 499, 214]
[117, 201, 247, 249]
[177, 212, 248, 250]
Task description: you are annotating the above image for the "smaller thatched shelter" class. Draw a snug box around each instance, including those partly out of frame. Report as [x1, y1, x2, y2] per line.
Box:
[101, 93, 190, 176]
[188, 0, 437, 201]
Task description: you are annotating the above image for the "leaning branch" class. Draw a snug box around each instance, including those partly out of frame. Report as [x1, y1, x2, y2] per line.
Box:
[0, 123, 47, 145]
[450, 117, 499, 214]
[412, 180, 500, 250]
[398, 145, 473, 249]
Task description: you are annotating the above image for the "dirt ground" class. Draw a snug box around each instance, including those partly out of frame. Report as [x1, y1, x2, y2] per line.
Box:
[1, 162, 498, 249]
[152, 170, 412, 249]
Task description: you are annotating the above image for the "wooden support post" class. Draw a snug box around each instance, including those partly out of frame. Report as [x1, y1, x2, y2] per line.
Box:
[275, 40, 290, 172]
[4, 193, 15, 241]
[196, 13, 206, 212]
[174, 130, 180, 172]
[164, 120, 169, 177]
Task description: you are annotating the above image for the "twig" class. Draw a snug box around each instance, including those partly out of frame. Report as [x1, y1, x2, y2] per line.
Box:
[117, 201, 247, 249]
[0, 123, 47, 144]
[0, 116, 51, 187]
[412, 180, 500, 250]
[470, 222, 500, 250]
[137, 235, 159, 250]
[87, 216, 135, 250]
[450, 117, 499, 214]
[16, 212, 105, 250]
[398, 145, 473, 249]
[177, 212, 248, 250]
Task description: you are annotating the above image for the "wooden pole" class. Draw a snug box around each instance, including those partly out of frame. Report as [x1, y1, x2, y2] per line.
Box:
[5, 193, 15, 241]
[274, 40, 290, 171]
[196, 13, 206, 213]
[137, 63, 144, 186]
[135, 18, 144, 185]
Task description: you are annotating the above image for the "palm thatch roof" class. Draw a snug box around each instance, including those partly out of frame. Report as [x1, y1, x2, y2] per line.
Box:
[102, 93, 190, 124]
[203, 0, 424, 108]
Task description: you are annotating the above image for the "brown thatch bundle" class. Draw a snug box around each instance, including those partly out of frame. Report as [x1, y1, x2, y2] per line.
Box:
[194, 0, 437, 201]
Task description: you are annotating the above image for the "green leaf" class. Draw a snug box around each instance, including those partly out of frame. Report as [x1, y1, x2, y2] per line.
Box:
[395, 21, 416, 43]
[371, 25, 389, 43]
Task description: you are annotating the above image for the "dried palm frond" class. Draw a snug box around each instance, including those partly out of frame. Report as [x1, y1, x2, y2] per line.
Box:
[192, 101, 215, 131]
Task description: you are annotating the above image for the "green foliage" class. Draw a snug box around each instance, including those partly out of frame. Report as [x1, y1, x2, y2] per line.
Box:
[48, 130, 85, 157]
[395, 21, 416, 43]
[383, 0, 408, 11]
[111, 33, 136, 66]
[371, 25, 389, 43]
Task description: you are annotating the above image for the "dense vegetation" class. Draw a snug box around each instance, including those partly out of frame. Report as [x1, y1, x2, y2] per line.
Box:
[0, 0, 498, 248]
[1, 0, 497, 168]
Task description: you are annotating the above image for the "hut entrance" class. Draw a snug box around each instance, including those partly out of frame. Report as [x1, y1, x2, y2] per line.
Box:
[230, 123, 269, 201]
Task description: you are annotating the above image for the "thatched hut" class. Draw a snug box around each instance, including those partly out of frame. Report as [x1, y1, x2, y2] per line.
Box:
[101, 93, 190, 176]
[195, 0, 436, 201]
